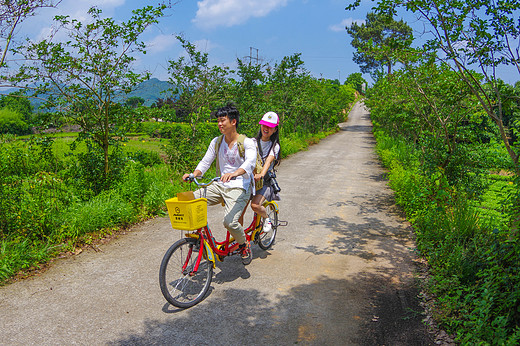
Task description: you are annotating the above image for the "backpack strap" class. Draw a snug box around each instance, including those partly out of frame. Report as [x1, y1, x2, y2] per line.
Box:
[236, 134, 246, 158]
[215, 135, 223, 177]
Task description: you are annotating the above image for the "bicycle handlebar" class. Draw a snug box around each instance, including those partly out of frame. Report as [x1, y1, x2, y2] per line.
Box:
[184, 173, 238, 187]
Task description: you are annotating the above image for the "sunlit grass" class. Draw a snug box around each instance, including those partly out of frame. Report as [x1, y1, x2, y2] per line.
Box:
[18, 132, 168, 158]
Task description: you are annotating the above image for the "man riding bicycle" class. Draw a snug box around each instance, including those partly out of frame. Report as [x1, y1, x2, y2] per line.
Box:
[182, 105, 257, 265]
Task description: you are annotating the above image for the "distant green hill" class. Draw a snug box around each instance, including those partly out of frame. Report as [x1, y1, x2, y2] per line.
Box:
[124, 78, 175, 106]
[1, 78, 175, 110]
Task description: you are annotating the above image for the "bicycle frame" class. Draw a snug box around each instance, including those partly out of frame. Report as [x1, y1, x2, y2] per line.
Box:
[176, 175, 280, 272]
[184, 200, 279, 272]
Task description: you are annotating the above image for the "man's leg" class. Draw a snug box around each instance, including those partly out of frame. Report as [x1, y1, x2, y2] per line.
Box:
[221, 187, 251, 245]
[194, 185, 223, 206]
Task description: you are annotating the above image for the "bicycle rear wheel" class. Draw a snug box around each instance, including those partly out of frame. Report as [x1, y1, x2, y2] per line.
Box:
[258, 202, 278, 250]
[159, 238, 213, 308]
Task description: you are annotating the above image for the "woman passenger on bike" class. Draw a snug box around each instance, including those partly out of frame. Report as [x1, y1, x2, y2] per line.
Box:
[251, 111, 281, 233]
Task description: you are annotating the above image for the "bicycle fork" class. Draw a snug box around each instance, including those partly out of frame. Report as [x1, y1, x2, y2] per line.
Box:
[182, 239, 216, 276]
[181, 245, 201, 276]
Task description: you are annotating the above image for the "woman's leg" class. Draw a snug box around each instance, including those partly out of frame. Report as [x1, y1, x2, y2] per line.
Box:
[250, 193, 267, 218]
[238, 199, 250, 226]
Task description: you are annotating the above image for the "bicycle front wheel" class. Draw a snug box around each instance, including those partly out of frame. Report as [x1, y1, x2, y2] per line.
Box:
[159, 238, 213, 308]
[258, 202, 278, 250]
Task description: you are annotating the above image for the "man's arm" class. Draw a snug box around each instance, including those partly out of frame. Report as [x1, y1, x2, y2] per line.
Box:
[183, 137, 217, 181]
[220, 168, 246, 182]
[242, 137, 257, 173]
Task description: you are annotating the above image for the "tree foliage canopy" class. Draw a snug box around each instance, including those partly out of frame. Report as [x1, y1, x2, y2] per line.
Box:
[365, 0, 520, 174]
[345, 72, 366, 93]
[346, 11, 413, 77]
[0, 0, 61, 67]
[167, 35, 230, 132]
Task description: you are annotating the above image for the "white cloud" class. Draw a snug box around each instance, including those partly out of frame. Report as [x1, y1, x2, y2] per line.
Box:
[193, 0, 289, 29]
[51, 0, 126, 23]
[145, 34, 177, 54]
[329, 18, 365, 32]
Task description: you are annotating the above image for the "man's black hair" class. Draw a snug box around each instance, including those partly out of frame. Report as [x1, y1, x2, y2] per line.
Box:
[215, 104, 240, 130]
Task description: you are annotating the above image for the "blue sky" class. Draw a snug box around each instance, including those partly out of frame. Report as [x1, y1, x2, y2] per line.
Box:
[15, 0, 520, 86]
[18, 0, 368, 83]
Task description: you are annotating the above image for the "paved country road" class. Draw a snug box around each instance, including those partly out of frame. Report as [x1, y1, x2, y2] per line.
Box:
[0, 102, 435, 345]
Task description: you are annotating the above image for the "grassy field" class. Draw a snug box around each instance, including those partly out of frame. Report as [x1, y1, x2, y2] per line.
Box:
[21, 132, 169, 158]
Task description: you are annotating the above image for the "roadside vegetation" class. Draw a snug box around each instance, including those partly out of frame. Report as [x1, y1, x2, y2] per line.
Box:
[347, 0, 520, 343]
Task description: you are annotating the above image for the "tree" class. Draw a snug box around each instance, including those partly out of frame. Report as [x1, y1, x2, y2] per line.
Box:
[232, 57, 267, 113]
[167, 35, 230, 135]
[346, 11, 413, 77]
[265, 53, 309, 133]
[11, 5, 166, 179]
[0, 0, 61, 69]
[124, 96, 145, 109]
[345, 72, 366, 93]
[365, 0, 520, 176]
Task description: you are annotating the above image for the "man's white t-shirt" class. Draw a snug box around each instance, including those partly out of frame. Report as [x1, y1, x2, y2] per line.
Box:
[195, 135, 256, 191]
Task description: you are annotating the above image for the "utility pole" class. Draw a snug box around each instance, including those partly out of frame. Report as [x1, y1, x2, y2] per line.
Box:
[248, 47, 259, 65]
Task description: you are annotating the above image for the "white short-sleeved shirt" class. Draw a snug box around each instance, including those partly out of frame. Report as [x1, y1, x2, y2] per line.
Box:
[195, 135, 256, 191]
[256, 139, 280, 170]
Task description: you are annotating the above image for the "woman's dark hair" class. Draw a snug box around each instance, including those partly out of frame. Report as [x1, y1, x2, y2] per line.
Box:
[256, 126, 281, 168]
[215, 104, 240, 130]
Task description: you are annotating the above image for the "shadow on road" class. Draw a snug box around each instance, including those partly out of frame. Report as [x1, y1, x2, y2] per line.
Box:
[341, 124, 373, 133]
[109, 275, 432, 345]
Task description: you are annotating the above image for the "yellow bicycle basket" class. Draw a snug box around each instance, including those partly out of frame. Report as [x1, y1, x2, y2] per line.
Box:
[165, 194, 208, 231]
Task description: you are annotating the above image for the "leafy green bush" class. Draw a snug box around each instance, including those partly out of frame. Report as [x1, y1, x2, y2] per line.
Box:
[127, 149, 163, 166]
[59, 189, 135, 241]
[0, 108, 30, 135]
[64, 143, 128, 197]
[0, 141, 63, 239]
[0, 137, 182, 284]
[375, 131, 520, 343]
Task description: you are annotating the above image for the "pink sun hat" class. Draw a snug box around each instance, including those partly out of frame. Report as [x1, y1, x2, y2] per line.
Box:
[259, 111, 279, 128]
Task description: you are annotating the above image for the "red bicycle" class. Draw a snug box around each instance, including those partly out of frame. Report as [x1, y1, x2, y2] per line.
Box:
[159, 175, 285, 308]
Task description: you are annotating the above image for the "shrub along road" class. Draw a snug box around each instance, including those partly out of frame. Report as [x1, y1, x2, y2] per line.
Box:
[0, 102, 435, 345]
